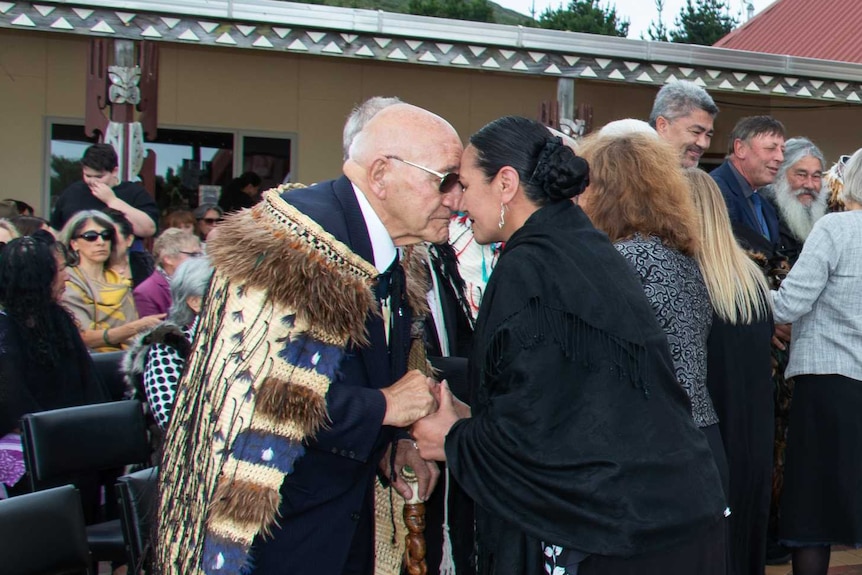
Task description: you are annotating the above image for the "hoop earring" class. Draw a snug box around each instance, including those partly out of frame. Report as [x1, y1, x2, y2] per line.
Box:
[498, 204, 506, 229]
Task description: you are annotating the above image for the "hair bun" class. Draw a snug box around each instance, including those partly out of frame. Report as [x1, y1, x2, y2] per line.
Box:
[530, 138, 590, 200]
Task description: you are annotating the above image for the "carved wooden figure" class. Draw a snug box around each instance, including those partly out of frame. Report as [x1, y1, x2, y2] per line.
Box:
[401, 465, 428, 575]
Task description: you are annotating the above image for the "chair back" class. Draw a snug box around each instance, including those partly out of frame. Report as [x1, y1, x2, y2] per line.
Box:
[116, 466, 159, 570]
[0, 484, 91, 575]
[90, 350, 128, 401]
[21, 400, 150, 491]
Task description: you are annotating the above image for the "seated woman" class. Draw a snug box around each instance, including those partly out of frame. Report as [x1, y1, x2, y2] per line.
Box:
[412, 116, 727, 575]
[577, 131, 728, 494]
[105, 208, 155, 288]
[133, 228, 203, 317]
[162, 208, 196, 235]
[0, 233, 108, 497]
[0, 219, 19, 244]
[60, 210, 163, 352]
[124, 255, 212, 430]
[192, 203, 223, 243]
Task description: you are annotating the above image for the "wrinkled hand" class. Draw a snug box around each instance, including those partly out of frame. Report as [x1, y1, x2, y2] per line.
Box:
[772, 323, 792, 350]
[379, 439, 440, 502]
[430, 379, 471, 419]
[381, 370, 438, 428]
[412, 380, 464, 462]
[88, 180, 118, 205]
[135, 314, 166, 333]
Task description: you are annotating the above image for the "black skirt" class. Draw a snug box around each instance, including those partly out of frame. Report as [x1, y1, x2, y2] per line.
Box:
[779, 373, 862, 545]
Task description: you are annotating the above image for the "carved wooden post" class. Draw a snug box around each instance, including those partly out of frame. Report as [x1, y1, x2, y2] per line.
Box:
[401, 465, 427, 575]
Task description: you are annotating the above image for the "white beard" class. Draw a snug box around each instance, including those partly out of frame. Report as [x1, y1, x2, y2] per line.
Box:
[763, 179, 828, 242]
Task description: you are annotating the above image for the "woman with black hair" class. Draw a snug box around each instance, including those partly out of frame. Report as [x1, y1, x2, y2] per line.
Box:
[412, 116, 727, 575]
[104, 208, 155, 288]
[0, 233, 109, 496]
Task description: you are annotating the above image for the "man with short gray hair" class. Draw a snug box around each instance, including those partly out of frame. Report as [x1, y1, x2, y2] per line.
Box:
[649, 80, 719, 168]
[342, 96, 403, 159]
[761, 137, 828, 265]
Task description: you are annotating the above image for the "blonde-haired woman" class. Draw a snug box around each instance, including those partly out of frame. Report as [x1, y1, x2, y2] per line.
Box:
[687, 168, 774, 575]
[60, 210, 163, 352]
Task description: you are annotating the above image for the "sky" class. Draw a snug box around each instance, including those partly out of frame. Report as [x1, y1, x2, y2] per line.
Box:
[493, 0, 773, 40]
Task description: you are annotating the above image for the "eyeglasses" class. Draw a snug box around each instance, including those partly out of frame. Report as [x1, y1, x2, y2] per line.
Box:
[197, 218, 223, 225]
[180, 251, 203, 258]
[386, 156, 461, 194]
[75, 230, 113, 242]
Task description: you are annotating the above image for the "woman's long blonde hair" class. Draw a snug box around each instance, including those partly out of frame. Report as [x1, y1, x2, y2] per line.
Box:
[685, 168, 770, 324]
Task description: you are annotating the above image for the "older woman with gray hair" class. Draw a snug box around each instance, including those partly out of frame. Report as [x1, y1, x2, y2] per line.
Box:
[771, 148, 862, 575]
[124, 255, 213, 430]
[193, 203, 223, 243]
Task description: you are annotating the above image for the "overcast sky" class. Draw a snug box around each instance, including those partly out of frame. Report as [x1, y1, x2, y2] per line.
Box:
[494, 0, 773, 40]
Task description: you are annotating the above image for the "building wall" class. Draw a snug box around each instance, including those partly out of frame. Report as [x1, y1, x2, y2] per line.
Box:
[0, 29, 555, 215]
[2, 27, 859, 216]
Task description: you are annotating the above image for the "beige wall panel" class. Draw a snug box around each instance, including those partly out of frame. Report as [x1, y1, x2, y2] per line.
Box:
[45, 36, 87, 117]
[465, 72, 556, 135]
[771, 105, 862, 167]
[295, 97, 352, 184]
[157, 44, 179, 125]
[0, 30, 48, 213]
[171, 45, 301, 131]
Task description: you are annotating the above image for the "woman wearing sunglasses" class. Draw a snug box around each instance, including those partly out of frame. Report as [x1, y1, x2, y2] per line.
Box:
[60, 210, 164, 352]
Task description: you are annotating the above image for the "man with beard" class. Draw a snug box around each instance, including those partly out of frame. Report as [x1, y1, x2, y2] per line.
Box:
[759, 137, 828, 567]
[761, 137, 829, 265]
[711, 116, 786, 254]
[649, 80, 719, 168]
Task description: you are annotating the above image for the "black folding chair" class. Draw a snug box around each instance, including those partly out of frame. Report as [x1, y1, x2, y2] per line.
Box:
[21, 400, 151, 565]
[0, 484, 91, 575]
[116, 466, 159, 572]
[90, 350, 128, 401]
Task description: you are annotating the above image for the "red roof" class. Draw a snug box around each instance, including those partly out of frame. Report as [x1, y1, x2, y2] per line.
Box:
[715, 0, 862, 64]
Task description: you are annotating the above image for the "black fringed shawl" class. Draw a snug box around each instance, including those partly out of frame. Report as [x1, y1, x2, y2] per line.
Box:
[445, 201, 726, 574]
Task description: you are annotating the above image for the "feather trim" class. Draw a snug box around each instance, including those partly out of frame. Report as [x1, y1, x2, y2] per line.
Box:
[207, 191, 378, 346]
[254, 377, 329, 437]
[208, 479, 281, 538]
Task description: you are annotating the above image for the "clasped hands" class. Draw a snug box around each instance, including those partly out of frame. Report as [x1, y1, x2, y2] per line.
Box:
[379, 370, 471, 501]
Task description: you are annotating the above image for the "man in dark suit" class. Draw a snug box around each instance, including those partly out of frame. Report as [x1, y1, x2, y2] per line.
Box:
[710, 116, 787, 254]
[155, 103, 463, 575]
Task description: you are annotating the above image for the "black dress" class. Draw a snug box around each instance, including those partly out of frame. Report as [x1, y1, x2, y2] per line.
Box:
[445, 201, 727, 575]
[706, 314, 775, 575]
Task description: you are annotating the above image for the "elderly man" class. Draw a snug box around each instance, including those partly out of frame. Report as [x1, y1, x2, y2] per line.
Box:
[711, 116, 787, 252]
[133, 228, 203, 316]
[649, 80, 719, 168]
[156, 103, 463, 575]
[761, 137, 829, 265]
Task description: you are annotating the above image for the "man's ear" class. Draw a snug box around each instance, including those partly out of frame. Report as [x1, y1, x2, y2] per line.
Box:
[655, 116, 670, 136]
[498, 166, 521, 204]
[733, 138, 747, 159]
[366, 156, 390, 200]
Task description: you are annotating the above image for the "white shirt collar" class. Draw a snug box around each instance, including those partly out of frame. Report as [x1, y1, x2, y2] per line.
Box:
[352, 182, 396, 273]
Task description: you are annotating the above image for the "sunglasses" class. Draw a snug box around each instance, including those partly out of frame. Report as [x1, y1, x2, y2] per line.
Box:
[198, 218, 223, 225]
[386, 156, 461, 194]
[75, 230, 113, 242]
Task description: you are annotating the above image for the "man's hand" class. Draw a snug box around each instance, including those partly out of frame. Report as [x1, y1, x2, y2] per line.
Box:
[88, 180, 118, 205]
[381, 370, 438, 428]
[773, 323, 792, 350]
[379, 439, 440, 502]
[412, 380, 464, 462]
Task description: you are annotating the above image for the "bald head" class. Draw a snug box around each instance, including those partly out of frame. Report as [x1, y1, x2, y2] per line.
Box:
[349, 103, 459, 166]
[344, 103, 463, 246]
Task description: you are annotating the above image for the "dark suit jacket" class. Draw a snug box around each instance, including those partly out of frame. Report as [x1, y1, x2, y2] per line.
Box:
[250, 176, 411, 575]
[710, 160, 780, 252]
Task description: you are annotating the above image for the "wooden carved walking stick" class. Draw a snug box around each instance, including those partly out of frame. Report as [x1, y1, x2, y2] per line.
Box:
[401, 465, 428, 575]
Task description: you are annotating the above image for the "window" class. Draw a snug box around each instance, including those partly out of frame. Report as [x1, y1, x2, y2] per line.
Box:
[46, 122, 295, 214]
